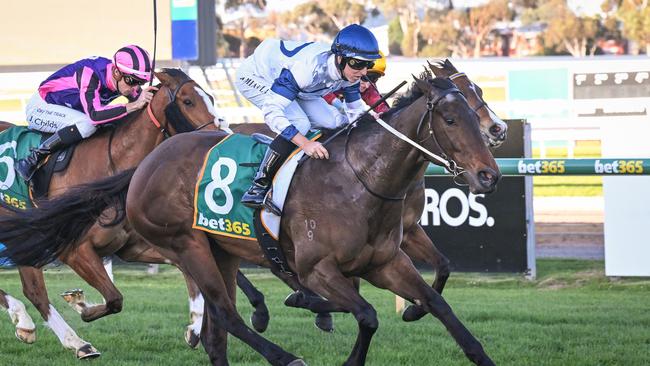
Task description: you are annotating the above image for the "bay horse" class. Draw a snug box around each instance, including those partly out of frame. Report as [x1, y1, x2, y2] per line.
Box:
[233, 59, 509, 329]
[0, 72, 500, 365]
[0, 68, 222, 358]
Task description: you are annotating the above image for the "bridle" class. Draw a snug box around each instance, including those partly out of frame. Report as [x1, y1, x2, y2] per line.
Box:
[448, 71, 505, 147]
[415, 85, 465, 177]
[448, 72, 489, 114]
[152, 80, 214, 138]
[108, 78, 214, 172]
[344, 84, 467, 201]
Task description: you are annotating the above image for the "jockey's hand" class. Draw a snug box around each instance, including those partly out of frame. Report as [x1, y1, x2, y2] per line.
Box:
[126, 86, 157, 113]
[301, 141, 329, 160]
[346, 108, 365, 124]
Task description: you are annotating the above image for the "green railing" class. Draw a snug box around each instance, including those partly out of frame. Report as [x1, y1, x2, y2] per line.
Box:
[425, 158, 650, 176]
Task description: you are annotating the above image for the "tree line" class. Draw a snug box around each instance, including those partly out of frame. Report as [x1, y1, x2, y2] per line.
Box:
[217, 0, 650, 58]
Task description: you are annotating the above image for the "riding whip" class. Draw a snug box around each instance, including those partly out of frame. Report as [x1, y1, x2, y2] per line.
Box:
[320, 80, 407, 147]
[149, 0, 158, 86]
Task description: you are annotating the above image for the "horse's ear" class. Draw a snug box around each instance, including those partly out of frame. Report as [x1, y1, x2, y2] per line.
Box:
[413, 74, 431, 92]
[444, 59, 459, 73]
[155, 70, 169, 84]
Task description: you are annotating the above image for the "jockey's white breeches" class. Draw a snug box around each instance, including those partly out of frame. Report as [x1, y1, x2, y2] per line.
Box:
[25, 93, 97, 138]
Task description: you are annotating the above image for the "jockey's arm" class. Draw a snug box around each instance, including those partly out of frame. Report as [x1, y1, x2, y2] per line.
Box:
[341, 84, 365, 122]
[262, 69, 329, 159]
[361, 84, 390, 114]
[78, 66, 128, 124]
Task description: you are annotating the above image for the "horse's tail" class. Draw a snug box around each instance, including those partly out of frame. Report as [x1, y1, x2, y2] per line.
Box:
[0, 168, 136, 267]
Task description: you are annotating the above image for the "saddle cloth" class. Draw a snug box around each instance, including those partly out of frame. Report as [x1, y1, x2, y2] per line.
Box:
[193, 132, 320, 240]
[0, 127, 42, 210]
[0, 126, 75, 211]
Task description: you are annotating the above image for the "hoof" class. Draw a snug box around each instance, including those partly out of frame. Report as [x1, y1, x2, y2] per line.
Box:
[15, 327, 36, 344]
[314, 313, 334, 333]
[401, 304, 427, 322]
[76, 343, 101, 359]
[284, 292, 305, 308]
[184, 326, 201, 349]
[287, 359, 307, 366]
[251, 309, 269, 333]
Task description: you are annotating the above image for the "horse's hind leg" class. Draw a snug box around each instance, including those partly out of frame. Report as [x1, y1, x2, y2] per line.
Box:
[300, 260, 378, 366]
[62, 240, 123, 322]
[115, 240, 205, 348]
[236, 270, 270, 333]
[176, 232, 304, 366]
[365, 251, 494, 366]
[1, 288, 36, 343]
[18, 266, 100, 359]
[400, 224, 450, 321]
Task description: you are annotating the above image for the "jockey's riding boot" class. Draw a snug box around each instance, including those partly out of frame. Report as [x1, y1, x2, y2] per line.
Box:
[241, 137, 294, 209]
[15, 125, 83, 182]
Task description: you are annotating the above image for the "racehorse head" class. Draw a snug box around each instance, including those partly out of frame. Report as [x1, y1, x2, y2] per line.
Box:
[429, 59, 507, 148]
[152, 68, 228, 135]
[386, 71, 500, 194]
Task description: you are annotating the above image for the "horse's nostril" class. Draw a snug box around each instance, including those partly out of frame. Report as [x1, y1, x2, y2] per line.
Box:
[479, 170, 498, 187]
[489, 125, 501, 135]
[479, 170, 491, 181]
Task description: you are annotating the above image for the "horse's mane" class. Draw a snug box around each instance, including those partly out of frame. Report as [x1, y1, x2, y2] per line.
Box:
[382, 68, 456, 122]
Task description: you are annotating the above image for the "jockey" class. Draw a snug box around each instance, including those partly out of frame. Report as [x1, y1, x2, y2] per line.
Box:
[15, 45, 157, 181]
[235, 24, 381, 208]
[323, 51, 389, 115]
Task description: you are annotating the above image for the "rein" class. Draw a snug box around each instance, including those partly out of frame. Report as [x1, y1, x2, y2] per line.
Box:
[344, 85, 465, 200]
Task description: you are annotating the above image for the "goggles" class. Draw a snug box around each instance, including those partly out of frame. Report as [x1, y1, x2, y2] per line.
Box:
[122, 74, 146, 87]
[347, 58, 375, 71]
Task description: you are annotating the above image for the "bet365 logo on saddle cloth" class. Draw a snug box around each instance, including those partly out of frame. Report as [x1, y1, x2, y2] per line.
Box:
[193, 133, 267, 240]
[0, 127, 42, 210]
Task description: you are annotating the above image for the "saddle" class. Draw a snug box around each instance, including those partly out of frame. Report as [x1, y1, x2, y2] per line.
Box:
[31, 140, 76, 200]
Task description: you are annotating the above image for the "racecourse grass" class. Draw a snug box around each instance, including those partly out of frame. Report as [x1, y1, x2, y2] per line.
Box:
[1, 260, 648, 366]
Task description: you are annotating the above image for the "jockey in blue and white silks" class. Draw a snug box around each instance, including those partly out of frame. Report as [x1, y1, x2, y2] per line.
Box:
[235, 24, 382, 208]
[15, 45, 156, 182]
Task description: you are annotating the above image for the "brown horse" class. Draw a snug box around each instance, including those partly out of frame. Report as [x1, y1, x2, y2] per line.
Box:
[234, 59, 509, 328]
[0, 68, 221, 358]
[0, 72, 500, 365]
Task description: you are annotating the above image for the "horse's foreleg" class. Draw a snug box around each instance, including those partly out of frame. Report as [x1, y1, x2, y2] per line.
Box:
[62, 241, 123, 322]
[400, 224, 450, 321]
[273, 267, 347, 333]
[177, 232, 304, 366]
[300, 260, 378, 366]
[18, 266, 99, 359]
[236, 270, 270, 333]
[364, 251, 494, 366]
[1, 288, 36, 343]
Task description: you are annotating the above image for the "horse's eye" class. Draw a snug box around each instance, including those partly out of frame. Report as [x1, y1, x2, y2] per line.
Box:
[445, 118, 455, 125]
[183, 99, 193, 106]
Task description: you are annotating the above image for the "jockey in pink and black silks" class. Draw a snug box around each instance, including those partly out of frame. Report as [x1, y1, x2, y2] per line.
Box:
[15, 45, 157, 181]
